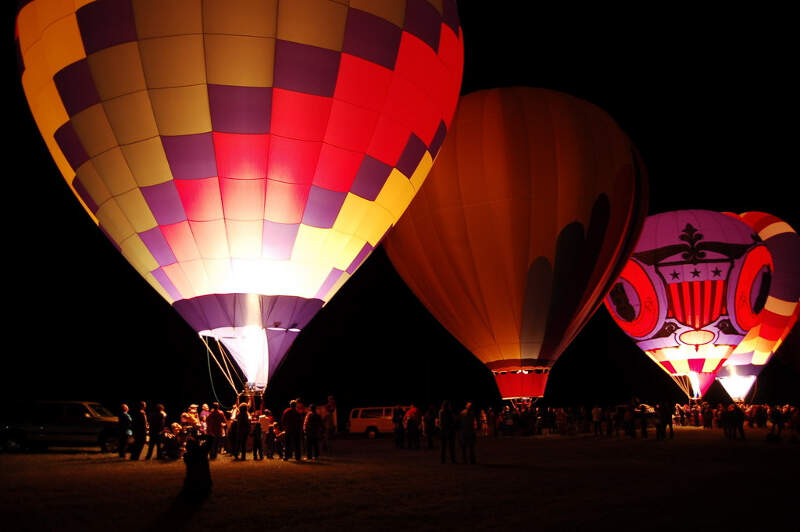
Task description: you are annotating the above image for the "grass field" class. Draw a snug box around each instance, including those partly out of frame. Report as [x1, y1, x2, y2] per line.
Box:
[1, 427, 797, 531]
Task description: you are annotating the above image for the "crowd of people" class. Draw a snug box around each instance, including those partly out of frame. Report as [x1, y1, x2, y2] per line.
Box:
[386, 399, 800, 448]
[116, 398, 799, 466]
[116, 396, 338, 464]
[390, 401, 479, 464]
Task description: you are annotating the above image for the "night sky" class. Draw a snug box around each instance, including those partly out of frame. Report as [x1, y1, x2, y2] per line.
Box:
[4, 4, 797, 417]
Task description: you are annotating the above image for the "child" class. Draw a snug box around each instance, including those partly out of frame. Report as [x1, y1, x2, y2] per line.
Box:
[265, 422, 277, 459]
[272, 423, 286, 460]
[252, 419, 263, 460]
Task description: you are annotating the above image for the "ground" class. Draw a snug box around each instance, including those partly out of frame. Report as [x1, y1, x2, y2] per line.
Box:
[1, 427, 797, 532]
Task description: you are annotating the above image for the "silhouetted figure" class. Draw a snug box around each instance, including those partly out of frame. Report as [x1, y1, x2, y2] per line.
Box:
[145, 404, 166, 460]
[235, 403, 250, 460]
[304, 404, 323, 460]
[664, 403, 674, 439]
[423, 405, 437, 449]
[252, 419, 263, 460]
[733, 405, 746, 440]
[130, 401, 149, 460]
[404, 405, 421, 449]
[206, 403, 226, 460]
[181, 430, 211, 500]
[281, 399, 303, 461]
[592, 405, 603, 436]
[118, 403, 132, 458]
[392, 407, 405, 448]
[458, 402, 477, 464]
[770, 405, 784, 437]
[438, 401, 456, 464]
[654, 404, 666, 440]
[638, 405, 648, 439]
[265, 423, 277, 459]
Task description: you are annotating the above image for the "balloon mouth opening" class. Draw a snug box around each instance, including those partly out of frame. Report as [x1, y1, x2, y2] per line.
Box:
[200, 325, 270, 387]
[492, 367, 550, 399]
[717, 375, 757, 401]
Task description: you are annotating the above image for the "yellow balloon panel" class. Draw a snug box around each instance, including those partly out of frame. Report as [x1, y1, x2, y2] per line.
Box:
[16, 0, 464, 317]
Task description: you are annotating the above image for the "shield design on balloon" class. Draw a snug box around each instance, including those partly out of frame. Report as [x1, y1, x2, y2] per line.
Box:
[605, 209, 789, 398]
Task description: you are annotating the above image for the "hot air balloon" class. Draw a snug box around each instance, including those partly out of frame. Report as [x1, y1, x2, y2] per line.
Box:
[384, 87, 648, 402]
[715, 212, 800, 401]
[15, 0, 463, 393]
[604, 209, 777, 399]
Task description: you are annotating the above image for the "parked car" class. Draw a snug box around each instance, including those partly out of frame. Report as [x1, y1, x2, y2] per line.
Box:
[347, 405, 410, 438]
[0, 401, 119, 452]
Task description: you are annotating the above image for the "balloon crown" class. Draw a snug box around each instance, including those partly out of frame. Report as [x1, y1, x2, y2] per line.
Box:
[633, 223, 759, 267]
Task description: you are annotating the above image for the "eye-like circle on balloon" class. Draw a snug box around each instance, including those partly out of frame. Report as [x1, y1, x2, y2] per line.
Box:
[733, 245, 774, 332]
[606, 259, 660, 339]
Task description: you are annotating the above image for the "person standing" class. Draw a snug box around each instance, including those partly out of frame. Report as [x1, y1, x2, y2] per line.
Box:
[235, 403, 251, 460]
[145, 404, 167, 460]
[438, 401, 456, 464]
[251, 418, 263, 460]
[322, 396, 337, 452]
[392, 407, 405, 449]
[265, 423, 278, 459]
[458, 401, 477, 464]
[181, 429, 211, 500]
[487, 408, 497, 438]
[206, 402, 226, 460]
[117, 403, 132, 458]
[281, 399, 303, 461]
[423, 405, 437, 449]
[404, 405, 421, 449]
[591, 405, 603, 436]
[129, 401, 149, 460]
[304, 404, 323, 460]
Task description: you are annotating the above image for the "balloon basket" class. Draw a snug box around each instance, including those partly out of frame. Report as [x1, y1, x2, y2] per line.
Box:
[509, 398, 539, 411]
[237, 383, 266, 414]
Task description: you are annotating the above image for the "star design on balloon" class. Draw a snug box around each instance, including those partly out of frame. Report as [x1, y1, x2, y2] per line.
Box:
[670, 271, 680, 280]
[712, 267, 722, 277]
[691, 268, 701, 278]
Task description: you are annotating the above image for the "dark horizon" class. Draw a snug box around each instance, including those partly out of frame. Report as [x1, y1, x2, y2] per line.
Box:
[5, 3, 798, 416]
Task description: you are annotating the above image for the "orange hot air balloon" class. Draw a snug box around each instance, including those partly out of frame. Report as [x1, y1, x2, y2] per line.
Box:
[384, 87, 647, 400]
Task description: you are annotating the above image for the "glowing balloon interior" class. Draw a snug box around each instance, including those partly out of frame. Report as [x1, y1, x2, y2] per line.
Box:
[16, 0, 463, 387]
[385, 87, 647, 400]
[605, 210, 781, 399]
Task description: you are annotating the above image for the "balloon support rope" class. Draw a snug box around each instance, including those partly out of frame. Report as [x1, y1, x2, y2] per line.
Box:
[200, 336, 238, 395]
[205, 341, 231, 410]
[215, 337, 245, 390]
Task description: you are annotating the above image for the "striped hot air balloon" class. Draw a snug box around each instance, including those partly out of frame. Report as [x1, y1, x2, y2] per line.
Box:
[605, 210, 777, 398]
[15, 0, 463, 389]
[715, 212, 800, 401]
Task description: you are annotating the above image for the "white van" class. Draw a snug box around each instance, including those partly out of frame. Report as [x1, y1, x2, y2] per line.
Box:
[347, 405, 410, 438]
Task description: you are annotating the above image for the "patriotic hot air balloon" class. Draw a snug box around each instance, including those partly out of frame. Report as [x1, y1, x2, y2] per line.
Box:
[715, 212, 800, 401]
[384, 87, 648, 401]
[604, 210, 777, 399]
[15, 0, 463, 391]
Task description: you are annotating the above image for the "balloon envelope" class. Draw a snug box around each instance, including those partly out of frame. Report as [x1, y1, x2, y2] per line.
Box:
[605, 209, 777, 398]
[715, 212, 800, 400]
[385, 87, 647, 399]
[16, 0, 463, 387]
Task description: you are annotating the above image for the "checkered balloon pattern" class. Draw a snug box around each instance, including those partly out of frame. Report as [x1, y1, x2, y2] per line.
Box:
[16, 0, 463, 385]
